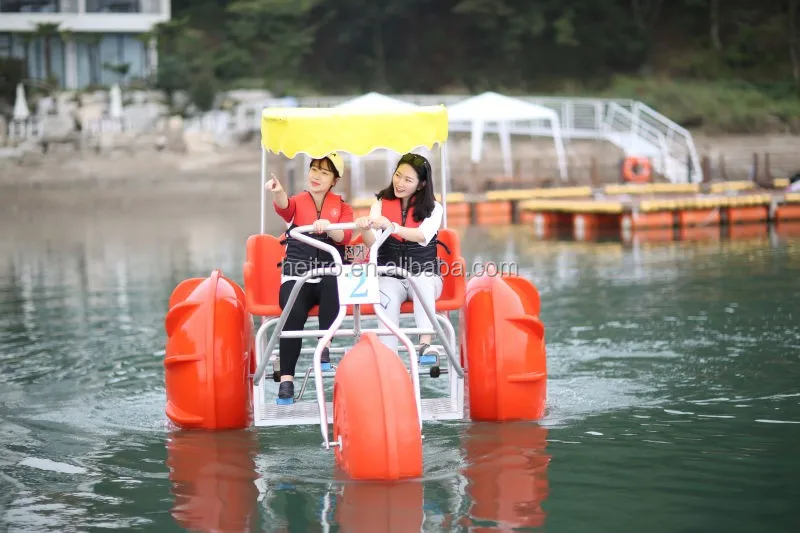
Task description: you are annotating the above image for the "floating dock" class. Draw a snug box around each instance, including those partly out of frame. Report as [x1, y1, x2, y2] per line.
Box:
[351, 179, 800, 235]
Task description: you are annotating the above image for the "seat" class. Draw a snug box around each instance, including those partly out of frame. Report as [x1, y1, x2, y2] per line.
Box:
[243, 228, 466, 318]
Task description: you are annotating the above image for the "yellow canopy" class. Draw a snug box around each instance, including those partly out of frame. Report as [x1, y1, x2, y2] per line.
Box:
[260, 105, 448, 158]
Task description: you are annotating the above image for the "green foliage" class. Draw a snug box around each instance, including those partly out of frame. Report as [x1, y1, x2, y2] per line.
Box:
[153, 0, 800, 132]
[0, 57, 27, 114]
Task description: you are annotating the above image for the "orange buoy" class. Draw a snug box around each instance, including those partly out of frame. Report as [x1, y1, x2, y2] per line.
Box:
[166, 429, 260, 532]
[622, 156, 652, 183]
[460, 273, 547, 421]
[333, 333, 422, 480]
[462, 422, 550, 529]
[164, 269, 254, 430]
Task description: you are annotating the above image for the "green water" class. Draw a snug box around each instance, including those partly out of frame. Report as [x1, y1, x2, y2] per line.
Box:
[1, 207, 799, 532]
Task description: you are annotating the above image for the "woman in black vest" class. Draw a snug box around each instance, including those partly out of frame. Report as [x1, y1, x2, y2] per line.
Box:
[266, 154, 354, 404]
[355, 153, 444, 359]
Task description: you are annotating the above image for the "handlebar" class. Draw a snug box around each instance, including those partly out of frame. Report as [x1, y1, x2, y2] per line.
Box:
[288, 222, 397, 265]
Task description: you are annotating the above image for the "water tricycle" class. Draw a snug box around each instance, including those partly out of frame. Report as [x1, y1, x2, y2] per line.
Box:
[163, 104, 547, 480]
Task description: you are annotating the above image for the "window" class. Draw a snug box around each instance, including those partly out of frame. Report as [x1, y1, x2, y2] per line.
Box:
[0, 0, 60, 12]
[85, 0, 140, 13]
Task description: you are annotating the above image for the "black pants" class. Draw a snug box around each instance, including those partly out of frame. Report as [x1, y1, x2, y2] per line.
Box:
[278, 276, 340, 377]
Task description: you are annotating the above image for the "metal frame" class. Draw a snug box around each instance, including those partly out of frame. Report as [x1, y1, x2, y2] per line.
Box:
[253, 138, 464, 450]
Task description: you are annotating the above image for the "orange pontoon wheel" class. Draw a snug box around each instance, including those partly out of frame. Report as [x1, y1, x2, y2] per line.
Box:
[164, 269, 254, 430]
[333, 333, 422, 480]
[461, 273, 547, 421]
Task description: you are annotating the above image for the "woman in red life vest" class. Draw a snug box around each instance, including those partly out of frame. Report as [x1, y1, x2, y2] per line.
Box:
[355, 153, 443, 359]
[265, 153, 354, 404]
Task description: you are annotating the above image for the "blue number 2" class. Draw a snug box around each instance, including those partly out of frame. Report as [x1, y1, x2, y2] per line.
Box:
[350, 271, 368, 298]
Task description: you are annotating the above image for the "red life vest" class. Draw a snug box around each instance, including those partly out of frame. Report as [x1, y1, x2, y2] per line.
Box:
[279, 191, 351, 274]
[288, 191, 345, 226]
[381, 198, 421, 242]
[377, 198, 440, 276]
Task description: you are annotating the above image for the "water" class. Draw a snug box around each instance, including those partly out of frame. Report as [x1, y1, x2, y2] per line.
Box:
[1, 205, 799, 532]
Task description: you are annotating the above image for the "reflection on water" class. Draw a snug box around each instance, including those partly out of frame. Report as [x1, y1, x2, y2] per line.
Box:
[1, 206, 799, 532]
[166, 430, 260, 533]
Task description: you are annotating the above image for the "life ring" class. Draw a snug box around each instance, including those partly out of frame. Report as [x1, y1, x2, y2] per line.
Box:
[622, 157, 652, 183]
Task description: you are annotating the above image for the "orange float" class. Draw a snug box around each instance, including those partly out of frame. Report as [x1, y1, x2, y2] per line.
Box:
[460, 273, 547, 421]
[622, 157, 652, 183]
[333, 333, 423, 480]
[164, 270, 254, 430]
[166, 429, 260, 532]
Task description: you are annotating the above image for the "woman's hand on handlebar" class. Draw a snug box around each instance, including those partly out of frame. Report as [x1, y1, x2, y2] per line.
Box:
[355, 216, 373, 230]
[313, 219, 331, 233]
[371, 216, 393, 231]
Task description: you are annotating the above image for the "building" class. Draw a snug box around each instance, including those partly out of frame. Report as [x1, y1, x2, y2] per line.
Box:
[0, 0, 170, 89]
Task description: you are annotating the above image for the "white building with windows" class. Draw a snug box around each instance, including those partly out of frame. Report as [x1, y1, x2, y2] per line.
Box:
[0, 0, 170, 89]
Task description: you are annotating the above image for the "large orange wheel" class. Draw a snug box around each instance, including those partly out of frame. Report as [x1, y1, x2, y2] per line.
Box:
[164, 269, 253, 430]
[333, 333, 422, 480]
[461, 274, 547, 421]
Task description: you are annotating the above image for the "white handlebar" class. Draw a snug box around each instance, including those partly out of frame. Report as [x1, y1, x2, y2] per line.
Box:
[288, 222, 396, 265]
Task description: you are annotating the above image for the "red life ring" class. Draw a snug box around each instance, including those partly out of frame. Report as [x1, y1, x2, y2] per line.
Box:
[622, 157, 652, 183]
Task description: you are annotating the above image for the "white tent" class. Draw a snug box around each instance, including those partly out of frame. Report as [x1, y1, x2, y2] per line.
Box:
[334, 92, 426, 199]
[447, 91, 568, 181]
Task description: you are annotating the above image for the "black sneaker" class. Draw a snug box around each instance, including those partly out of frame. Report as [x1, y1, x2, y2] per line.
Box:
[277, 381, 294, 405]
[321, 346, 330, 365]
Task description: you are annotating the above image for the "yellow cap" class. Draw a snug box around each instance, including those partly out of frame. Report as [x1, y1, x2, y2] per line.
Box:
[323, 152, 345, 176]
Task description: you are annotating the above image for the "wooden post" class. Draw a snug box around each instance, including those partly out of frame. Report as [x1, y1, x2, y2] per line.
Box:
[719, 154, 728, 180]
[590, 157, 600, 187]
[764, 152, 773, 183]
[701, 155, 711, 183]
[751, 152, 760, 184]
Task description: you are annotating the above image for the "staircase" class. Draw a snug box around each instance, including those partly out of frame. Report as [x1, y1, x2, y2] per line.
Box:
[599, 101, 702, 184]
[275, 94, 703, 184]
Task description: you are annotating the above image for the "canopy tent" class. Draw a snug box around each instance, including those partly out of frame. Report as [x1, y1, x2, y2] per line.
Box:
[334, 92, 428, 199]
[447, 91, 568, 181]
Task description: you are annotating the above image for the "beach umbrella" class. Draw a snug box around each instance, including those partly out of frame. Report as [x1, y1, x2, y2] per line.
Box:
[109, 83, 123, 119]
[13, 83, 30, 121]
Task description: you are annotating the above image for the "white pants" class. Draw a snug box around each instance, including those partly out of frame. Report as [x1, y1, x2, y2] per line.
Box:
[377, 274, 443, 352]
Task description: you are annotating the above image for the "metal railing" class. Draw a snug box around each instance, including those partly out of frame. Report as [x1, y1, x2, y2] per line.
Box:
[5, 92, 703, 182]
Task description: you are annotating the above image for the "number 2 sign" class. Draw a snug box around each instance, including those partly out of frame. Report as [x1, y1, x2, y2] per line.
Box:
[337, 265, 380, 305]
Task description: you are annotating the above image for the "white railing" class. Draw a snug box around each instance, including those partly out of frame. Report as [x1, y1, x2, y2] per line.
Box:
[5, 92, 703, 182]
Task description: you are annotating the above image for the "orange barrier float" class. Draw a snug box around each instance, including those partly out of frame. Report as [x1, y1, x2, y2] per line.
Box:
[727, 205, 769, 224]
[475, 201, 512, 225]
[775, 204, 800, 221]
